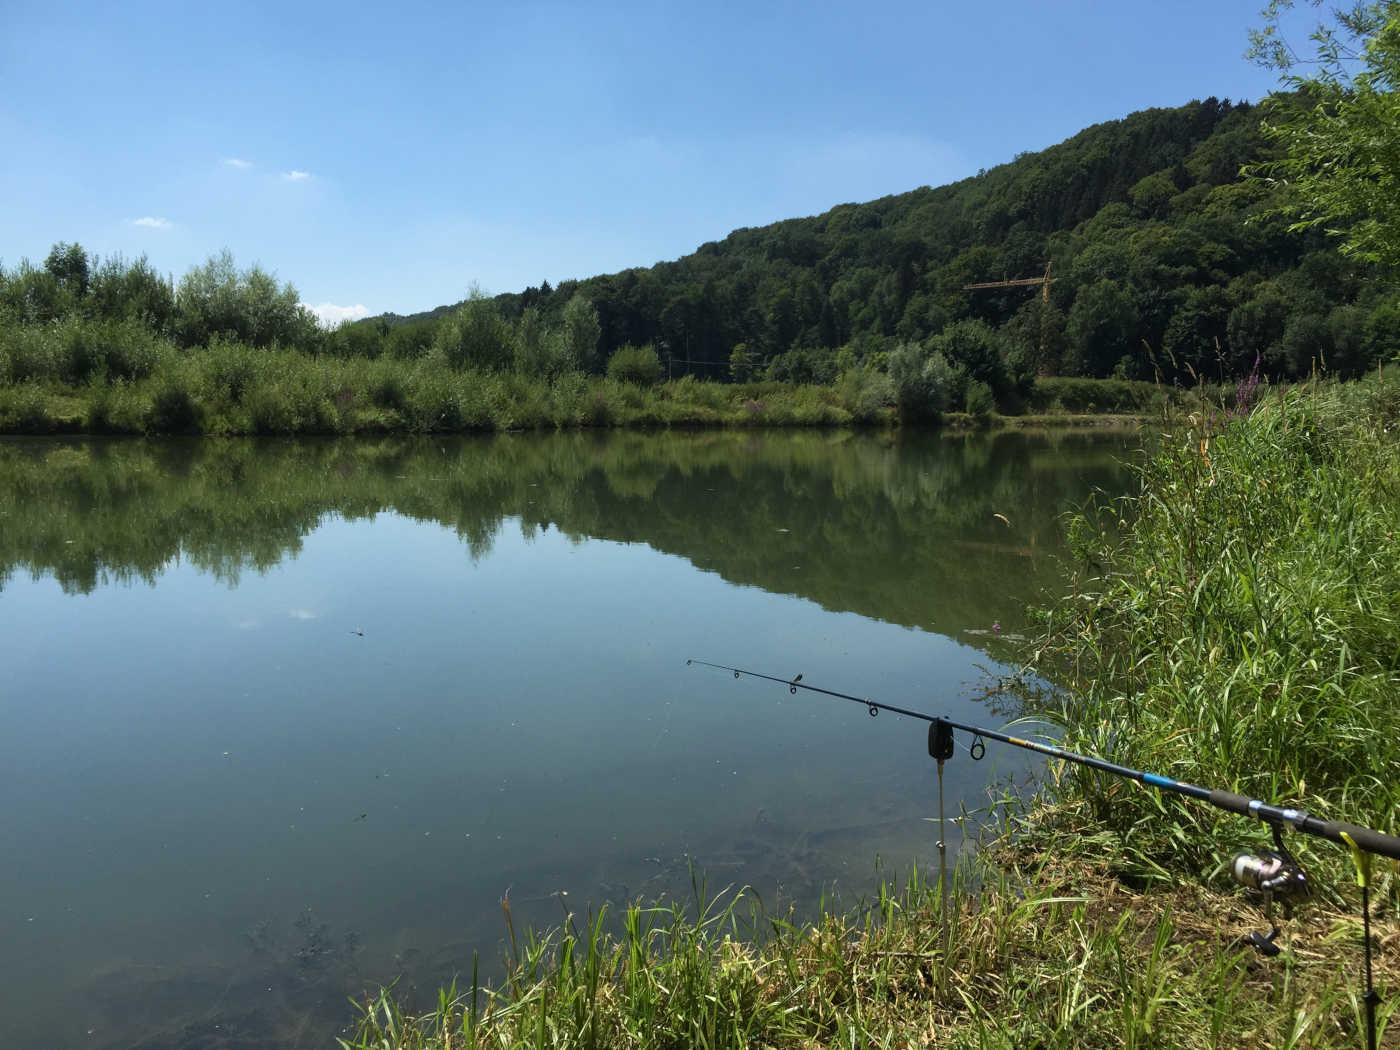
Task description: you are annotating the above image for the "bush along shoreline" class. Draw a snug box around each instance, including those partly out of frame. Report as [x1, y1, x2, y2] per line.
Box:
[0, 334, 1202, 437]
[0, 305, 1273, 437]
[339, 376, 1398, 1050]
[1, 243, 1279, 437]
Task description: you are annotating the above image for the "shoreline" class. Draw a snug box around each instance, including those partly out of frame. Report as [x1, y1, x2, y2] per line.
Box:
[0, 373, 1183, 437]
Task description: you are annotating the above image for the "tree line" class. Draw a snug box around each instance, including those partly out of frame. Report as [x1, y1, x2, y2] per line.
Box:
[5, 77, 1398, 421]
[396, 96, 1397, 400]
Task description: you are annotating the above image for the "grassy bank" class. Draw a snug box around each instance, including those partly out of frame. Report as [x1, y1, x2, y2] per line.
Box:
[1024, 376, 1400, 883]
[340, 377, 1399, 1049]
[0, 332, 1197, 435]
[342, 859, 1394, 1050]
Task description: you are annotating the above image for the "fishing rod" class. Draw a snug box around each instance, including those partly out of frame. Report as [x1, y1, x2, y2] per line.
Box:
[687, 660, 1400, 861]
[689, 659, 1397, 1050]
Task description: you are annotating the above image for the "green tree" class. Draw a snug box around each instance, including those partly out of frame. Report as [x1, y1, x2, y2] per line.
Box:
[1164, 285, 1231, 378]
[559, 294, 601, 373]
[729, 342, 758, 382]
[1129, 170, 1179, 218]
[176, 250, 313, 348]
[931, 320, 1004, 389]
[324, 319, 385, 359]
[1066, 279, 1140, 376]
[1249, 1, 1400, 265]
[1324, 302, 1376, 374]
[385, 320, 436, 361]
[513, 306, 551, 377]
[0, 260, 69, 323]
[607, 343, 662, 385]
[433, 286, 516, 371]
[45, 242, 90, 298]
[88, 254, 176, 331]
[1227, 282, 1291, 368]
[1364, 297, 1400, 362]
[1002, 297, 1068, 375]
[886, 340, 964, 418]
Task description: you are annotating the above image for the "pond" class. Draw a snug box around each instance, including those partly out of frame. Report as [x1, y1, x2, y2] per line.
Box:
[0, 428, 1140, 1049]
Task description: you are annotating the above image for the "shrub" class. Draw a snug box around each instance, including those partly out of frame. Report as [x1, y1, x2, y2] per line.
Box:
[101, 320, 168, 381]
[406, 371, 465, 431]
[1, 324, 63, 382]
[433, 289, 516, 371]
[57, 318, 105, 382]
[175, 250, 316, 349]
[85, 379, 146, 433]
[198, 339, 265, 404]
[367, 362, 409, 411]
[887, 341, 963, 420]
[607, 344, 662, 386]
[965, 379, 996, 418]
[583, 390, 613, 426]
[1028, 377, 1167, 414]
[835, 367, 894, 424]
[246, 382, 297, 433]
[49, 317, 169, 383]
[0, 382, 53, 432]
[148, 374, 202, 433]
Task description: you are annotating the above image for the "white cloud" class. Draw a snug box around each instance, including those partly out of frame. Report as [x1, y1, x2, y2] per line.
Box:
[289, 608, 318, 620]
[282, 169, 311, 182]
[129, 216, 172, 230]
[221, 157, 253, 169]
[302, 302, 370, 328]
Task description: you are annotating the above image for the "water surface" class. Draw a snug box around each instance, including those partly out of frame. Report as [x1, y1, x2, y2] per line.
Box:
[0, 428, 1139, 1048]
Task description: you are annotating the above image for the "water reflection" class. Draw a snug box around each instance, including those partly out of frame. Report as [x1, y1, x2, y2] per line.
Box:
[0, 428, 1138, 1049]
[0, 429, 1136, 635]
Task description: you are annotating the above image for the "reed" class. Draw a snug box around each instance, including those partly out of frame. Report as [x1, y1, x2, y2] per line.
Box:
[1029, 377, 1400, 892]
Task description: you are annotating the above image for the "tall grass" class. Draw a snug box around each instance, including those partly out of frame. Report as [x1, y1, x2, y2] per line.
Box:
[340, 858, 1392, 1050]
[1029, 377, 1400, 890]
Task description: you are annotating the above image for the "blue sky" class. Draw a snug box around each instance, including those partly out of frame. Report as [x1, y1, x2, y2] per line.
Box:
[2, 1, 1305, 322]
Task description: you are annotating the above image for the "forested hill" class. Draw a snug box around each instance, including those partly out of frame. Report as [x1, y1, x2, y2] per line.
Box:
[386, 97, 1397, 384]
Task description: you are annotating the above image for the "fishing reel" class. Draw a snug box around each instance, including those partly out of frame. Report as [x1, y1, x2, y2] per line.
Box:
[1229, 823, 1308, 956]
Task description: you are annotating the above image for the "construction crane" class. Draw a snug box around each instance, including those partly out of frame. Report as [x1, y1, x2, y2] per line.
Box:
[962, 262, 1056, 301]
[963, 262, 1058, 373]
